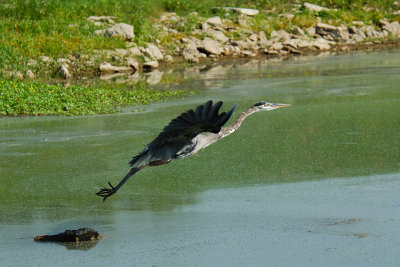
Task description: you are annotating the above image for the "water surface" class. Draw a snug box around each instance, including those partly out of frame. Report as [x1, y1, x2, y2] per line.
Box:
[1, 50, 400, 266]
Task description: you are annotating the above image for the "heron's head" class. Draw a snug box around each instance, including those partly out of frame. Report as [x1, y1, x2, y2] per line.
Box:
[253, 102, 291, 111]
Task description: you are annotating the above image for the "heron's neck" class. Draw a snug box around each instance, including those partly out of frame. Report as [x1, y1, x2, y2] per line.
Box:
[191, 106, 258, 153]
[219, 106, 258, 138]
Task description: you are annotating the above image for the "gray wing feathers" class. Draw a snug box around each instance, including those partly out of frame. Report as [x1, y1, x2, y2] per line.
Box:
[217, 104, 237, 126]
[194, 104, 203, 122]
[207, 101, 223, 121]
[129, 100, 236, 167]
[202, 100, 212, 120]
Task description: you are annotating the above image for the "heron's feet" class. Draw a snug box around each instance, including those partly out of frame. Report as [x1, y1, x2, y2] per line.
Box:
[96, 182, 116, 202]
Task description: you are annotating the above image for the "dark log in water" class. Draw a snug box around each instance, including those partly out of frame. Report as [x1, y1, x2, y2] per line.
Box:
[34, 228, 102, 243]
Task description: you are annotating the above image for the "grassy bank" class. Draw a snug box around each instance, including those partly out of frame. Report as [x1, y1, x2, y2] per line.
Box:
[0, 80, 191, 116]
[0, 0, 399, 116]
[1, 0, 398, 74]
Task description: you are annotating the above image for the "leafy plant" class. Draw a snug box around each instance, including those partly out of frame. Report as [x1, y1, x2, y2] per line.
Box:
[0, 80, 192, 116]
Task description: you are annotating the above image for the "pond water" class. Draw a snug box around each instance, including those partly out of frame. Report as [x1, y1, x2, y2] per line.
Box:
[1, 50, 400, 266]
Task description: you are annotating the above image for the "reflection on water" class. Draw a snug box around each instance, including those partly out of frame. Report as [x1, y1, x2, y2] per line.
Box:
[1, 49, 400, 264]
[60, 240, 100, 251]
[91, 49, 400, 91]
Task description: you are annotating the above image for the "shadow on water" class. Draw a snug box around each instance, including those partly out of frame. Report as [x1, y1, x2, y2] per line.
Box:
[1, 50, 400, 224]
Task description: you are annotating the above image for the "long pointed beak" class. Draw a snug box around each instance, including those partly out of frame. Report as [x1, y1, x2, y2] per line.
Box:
[274, 103, 291, 108]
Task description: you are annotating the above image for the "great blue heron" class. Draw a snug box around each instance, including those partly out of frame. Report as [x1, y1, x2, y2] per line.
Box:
[96, 100, 291, 201]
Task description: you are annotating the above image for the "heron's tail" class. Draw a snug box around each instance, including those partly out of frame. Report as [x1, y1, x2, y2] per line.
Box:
[129, 148, 150, 168]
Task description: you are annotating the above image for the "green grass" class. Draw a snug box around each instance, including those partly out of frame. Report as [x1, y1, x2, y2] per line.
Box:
[1, 0, 398, 66]
[0, 0, 399, 116]
[0, 80, 192, 116]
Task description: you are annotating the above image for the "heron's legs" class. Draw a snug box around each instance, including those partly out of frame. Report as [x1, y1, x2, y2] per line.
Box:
[96, 168, 140, 202]
[96, 159, 172, 202]
[96, 182, 117, 202]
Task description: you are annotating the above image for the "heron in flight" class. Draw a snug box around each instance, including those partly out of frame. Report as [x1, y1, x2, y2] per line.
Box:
[96, 100, 290, 201]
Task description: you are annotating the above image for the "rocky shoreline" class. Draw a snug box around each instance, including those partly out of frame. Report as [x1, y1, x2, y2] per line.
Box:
[14, 3, 400, 84]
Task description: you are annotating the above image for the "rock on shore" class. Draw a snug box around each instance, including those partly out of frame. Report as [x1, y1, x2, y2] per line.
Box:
[29, 7, 400, 82]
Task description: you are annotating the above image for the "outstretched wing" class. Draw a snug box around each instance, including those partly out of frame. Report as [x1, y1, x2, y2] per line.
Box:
[148, 100, 236, 150]
[129, 100, 236, 166]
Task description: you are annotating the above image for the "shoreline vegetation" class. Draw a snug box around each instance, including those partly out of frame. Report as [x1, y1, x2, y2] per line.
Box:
[0, 80, 191, 116]
[1, 0, 400, 116]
